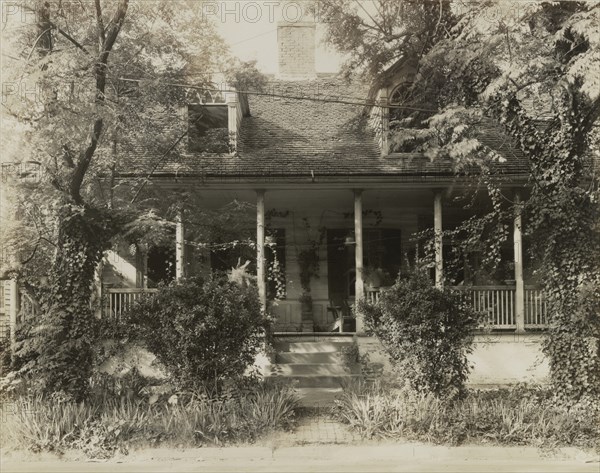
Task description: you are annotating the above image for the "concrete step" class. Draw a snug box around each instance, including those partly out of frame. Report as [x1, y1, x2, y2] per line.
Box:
[265, 363, 356, 377]
[276, 341, 354, 353]
[295, 387, 344, 407]
[277, 352, 343, 364]
[272, 374, 360, 388]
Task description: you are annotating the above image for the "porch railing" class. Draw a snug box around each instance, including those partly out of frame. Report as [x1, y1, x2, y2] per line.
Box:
[104, 288, 158, 320]
[452, 286, 516, 328]
[525, 286, 548, 327]
[365, 288, 383, 305]
[366, 285, 548, 330]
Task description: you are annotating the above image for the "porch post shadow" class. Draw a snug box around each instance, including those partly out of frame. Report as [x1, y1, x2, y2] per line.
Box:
[354, 189, 364, 333]
[256, 190, 267, 311]
[434, 190, 443, 288]
[514, 191, 525, 333]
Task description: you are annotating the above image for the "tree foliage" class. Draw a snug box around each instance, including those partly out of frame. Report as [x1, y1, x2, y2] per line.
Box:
[1, 0, 236, 399]
[319, 0, 600, 404]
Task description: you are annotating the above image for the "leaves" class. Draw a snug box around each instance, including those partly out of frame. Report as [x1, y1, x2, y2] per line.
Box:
[360, 271, 482, 400]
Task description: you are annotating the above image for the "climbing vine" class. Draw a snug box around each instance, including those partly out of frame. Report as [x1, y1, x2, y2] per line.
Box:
[14, 204, 118, 400]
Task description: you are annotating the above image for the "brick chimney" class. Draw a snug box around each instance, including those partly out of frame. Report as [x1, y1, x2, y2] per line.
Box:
[276, 7, 316, 80]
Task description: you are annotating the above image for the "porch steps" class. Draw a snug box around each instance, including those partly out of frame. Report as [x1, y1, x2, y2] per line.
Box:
[269, 339, 360, 406]
[277, 352, 342, 364]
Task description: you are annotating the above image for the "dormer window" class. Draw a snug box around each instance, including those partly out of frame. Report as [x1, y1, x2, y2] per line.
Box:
[187, 103, 229, 153]
[186, 87, 240, 154]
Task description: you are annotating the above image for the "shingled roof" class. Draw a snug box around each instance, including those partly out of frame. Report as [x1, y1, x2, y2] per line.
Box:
[120, 74, 534, 181]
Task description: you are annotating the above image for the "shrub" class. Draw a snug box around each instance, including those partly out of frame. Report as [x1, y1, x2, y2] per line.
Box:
[124, 275, 265, 392]
[359, 270, 481, 399]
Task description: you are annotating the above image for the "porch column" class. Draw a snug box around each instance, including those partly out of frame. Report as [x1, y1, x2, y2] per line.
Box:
[514, 192, 525, 333]
[175, 209, 185, 280]
[256, 190, 267, 311]
[434, 190, 443, 288]
[354, 189, 364, 333]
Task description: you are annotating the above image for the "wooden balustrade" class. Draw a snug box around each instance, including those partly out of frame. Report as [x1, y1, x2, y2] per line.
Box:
[452, 286, 516, 328]
[104, 288, 158, 320]
[365, 285, 548, 330]
[524, 286, 547, 327]
[365, 288, 382, 305]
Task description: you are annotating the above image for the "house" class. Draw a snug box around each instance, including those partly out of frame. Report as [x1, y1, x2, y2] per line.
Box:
[2, 15, 553, 386]
[104, 16, 553, 385]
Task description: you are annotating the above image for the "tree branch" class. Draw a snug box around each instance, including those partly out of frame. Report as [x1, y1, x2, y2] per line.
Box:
[95, 0, 106, 47]
[55, 25, 90, 55]
[70, 0, 129, 204]
[70, 118, 102, 204]
[27, 27, 53, 61]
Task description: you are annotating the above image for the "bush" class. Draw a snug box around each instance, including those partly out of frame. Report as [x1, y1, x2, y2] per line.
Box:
[359, 271, 481, 399]
[125, 275, 265, 392]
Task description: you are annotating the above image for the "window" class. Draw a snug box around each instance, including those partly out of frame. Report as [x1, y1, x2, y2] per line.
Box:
[389, 81, 413, 106]
[147, 245, 175, 288]
[188, 104, 230, 153]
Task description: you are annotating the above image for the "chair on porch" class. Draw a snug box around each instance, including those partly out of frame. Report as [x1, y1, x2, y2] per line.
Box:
[327, 299, 343, 332]
[327, 298, 355, 332]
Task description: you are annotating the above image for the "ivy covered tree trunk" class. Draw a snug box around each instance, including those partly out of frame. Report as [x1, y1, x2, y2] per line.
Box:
[493, 90, 600, 405]
[537, 180, 600, 404]
[17, 205, 115, 400]
[9, 1, 130, 400]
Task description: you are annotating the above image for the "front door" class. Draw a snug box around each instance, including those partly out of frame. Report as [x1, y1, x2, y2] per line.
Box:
[327, 228, 403, 302]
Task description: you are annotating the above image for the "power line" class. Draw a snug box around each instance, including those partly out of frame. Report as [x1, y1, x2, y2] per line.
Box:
[229, 28, 277, 46]
[115, 77, 438, 112]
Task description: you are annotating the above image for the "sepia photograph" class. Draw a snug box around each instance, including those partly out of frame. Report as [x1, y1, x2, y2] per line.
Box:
[0, 1, 599, 471]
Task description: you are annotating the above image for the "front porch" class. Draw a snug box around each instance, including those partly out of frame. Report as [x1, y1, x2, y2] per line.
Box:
[99, 186, 547, 333]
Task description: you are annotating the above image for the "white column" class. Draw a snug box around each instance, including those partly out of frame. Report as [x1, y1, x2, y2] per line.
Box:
[226, 86, 238, 154]
[379, 88, 389, 156]
[256, 190, 266, 311]
[175, 209, 185, 280]
[434, 190, 443, 288]
[354, 190, 364, 333]
[514, 192, 525, 333]
[93, 259, 104, 319]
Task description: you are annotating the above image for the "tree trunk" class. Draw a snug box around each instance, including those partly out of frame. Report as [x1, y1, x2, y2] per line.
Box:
[15, 205, 115, 400]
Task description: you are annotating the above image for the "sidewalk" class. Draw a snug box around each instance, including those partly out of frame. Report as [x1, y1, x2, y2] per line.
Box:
[3, 443, 598, 472]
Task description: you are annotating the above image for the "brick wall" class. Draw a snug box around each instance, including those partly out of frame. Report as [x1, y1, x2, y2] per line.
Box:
[277, 22, 316, 80]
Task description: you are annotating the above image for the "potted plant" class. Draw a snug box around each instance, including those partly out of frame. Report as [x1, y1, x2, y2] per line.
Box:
[298, 292, 313, 315]
[363, 267, 392, 290]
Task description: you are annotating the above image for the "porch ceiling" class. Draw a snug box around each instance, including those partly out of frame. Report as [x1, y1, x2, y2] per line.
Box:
[146, 187, 491, 213]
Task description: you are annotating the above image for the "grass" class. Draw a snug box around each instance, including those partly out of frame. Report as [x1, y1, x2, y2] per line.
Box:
[333, 379, 600, 450]
[0, 380, 300, 458]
